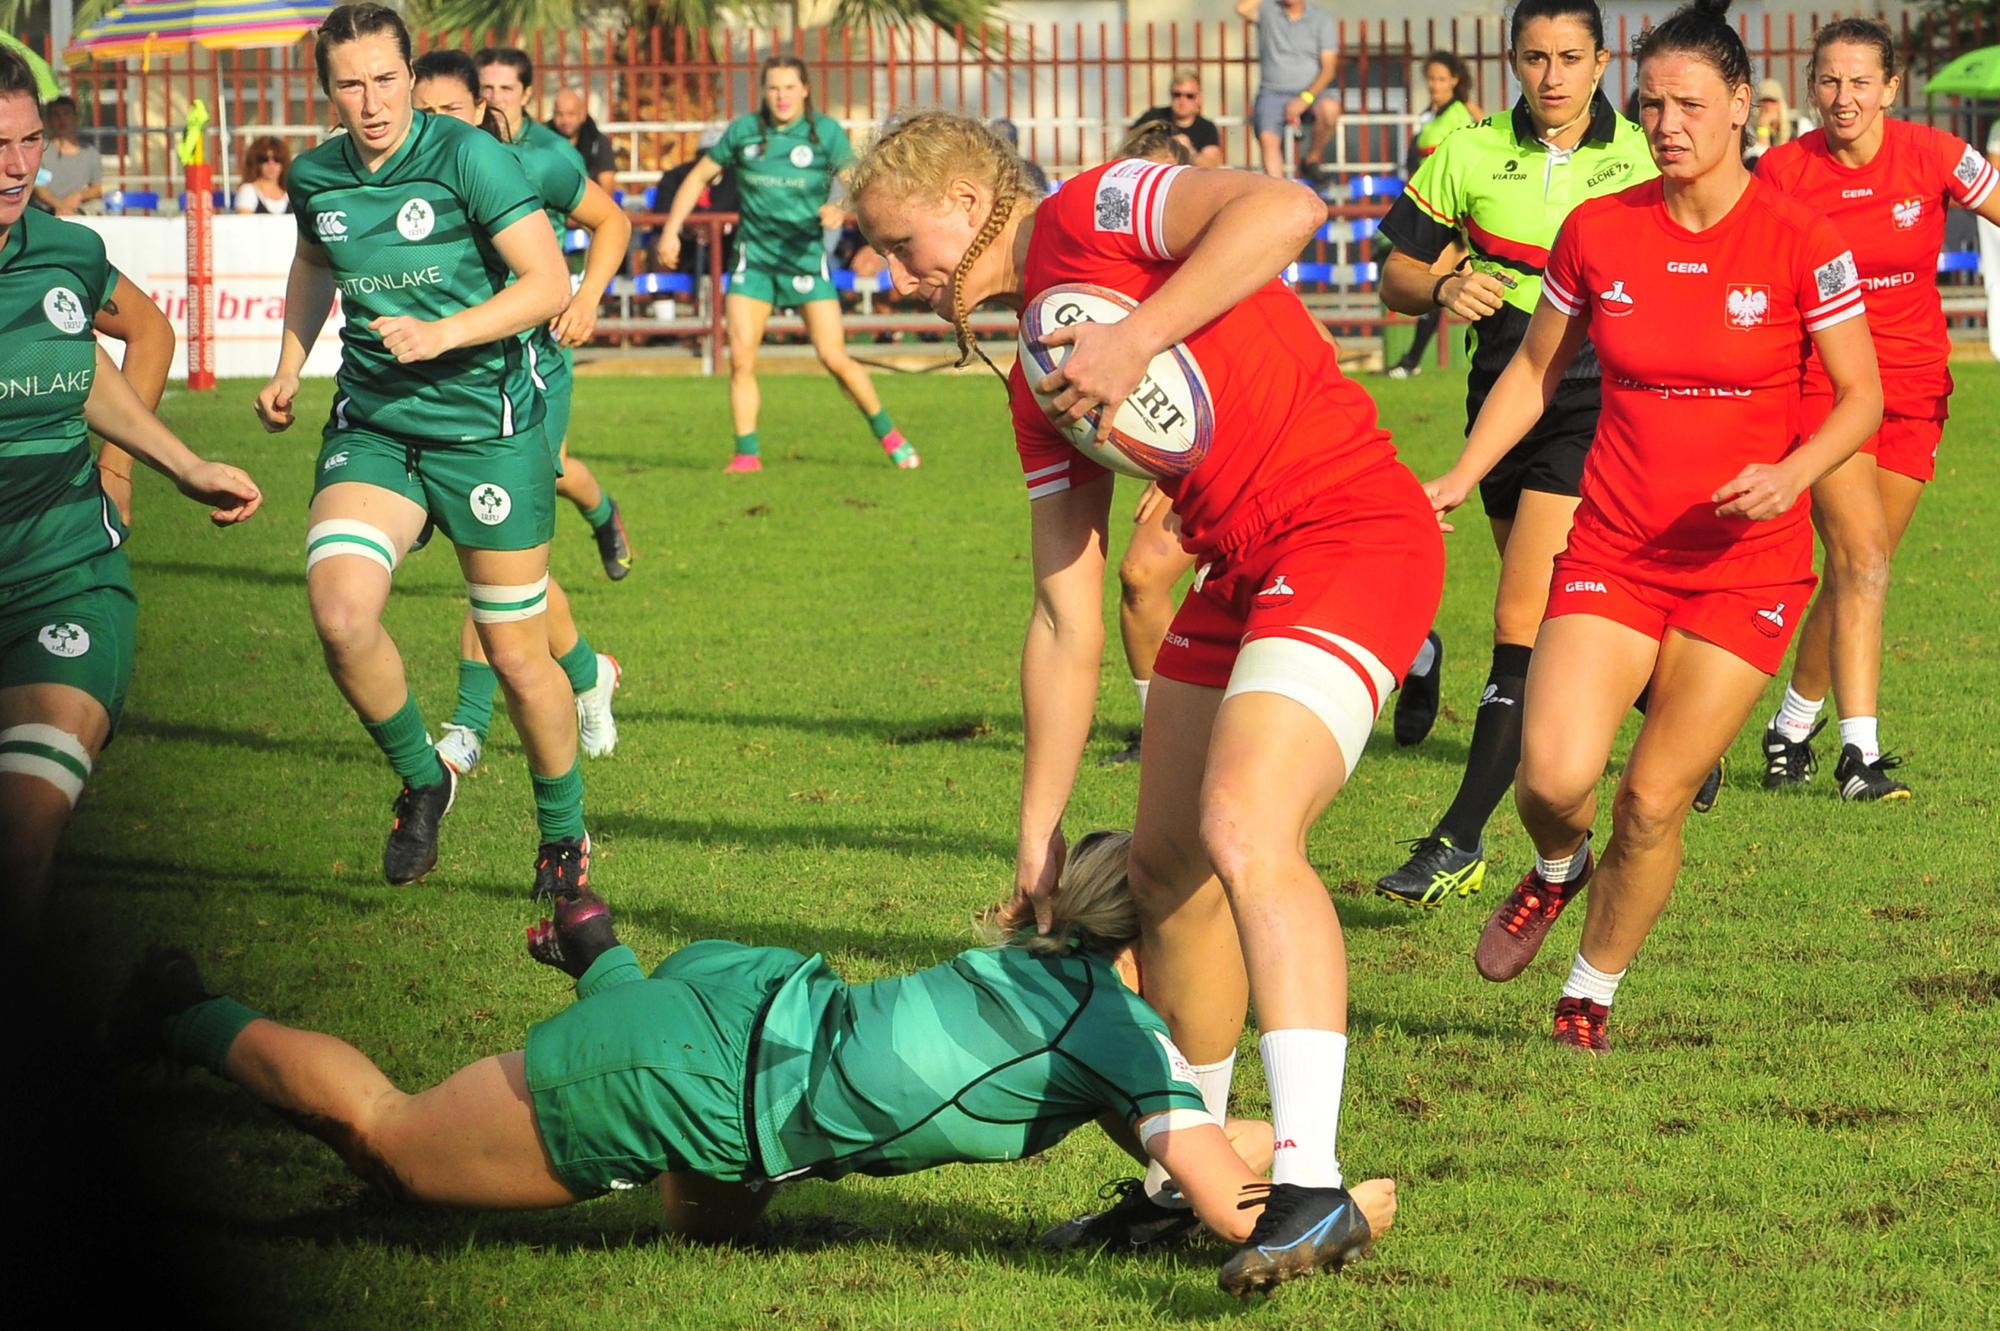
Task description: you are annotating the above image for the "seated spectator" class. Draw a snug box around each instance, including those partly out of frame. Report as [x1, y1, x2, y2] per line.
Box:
[234, 136, 291, 214]
[990, 119, 1051, 193]
[1130, 71, 1224, 167]
[33, 96, 102, 214]
[550, 87, 620, 195]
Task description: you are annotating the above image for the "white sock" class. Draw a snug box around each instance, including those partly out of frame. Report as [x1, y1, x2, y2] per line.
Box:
[1410, 633, 1438, 677]
[1561, 954, 1626, 1005]
[1772, 685, 1824, 742]
[1839, 715, 1879, 764]
[1535, 836, 1588, 885]
[1143, 1052, 1236, 1206]
[1133, 677, 1151, 716]
[1260, 1029, 1346, 1189]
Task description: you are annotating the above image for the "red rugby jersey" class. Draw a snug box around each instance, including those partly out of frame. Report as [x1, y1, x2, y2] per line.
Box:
[1010, 159, 1396, 560]
[1759, 119, 1996, 418]
[1541, 176, 1864, 561]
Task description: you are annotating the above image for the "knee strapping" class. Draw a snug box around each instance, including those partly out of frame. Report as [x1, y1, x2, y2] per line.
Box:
[307, 519, 401, 576]
[468, 576, 550, 624]
[0, 724, 93, 808]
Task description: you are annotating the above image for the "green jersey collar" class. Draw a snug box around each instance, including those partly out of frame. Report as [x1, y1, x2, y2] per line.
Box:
[1509, 91, 1620, 152]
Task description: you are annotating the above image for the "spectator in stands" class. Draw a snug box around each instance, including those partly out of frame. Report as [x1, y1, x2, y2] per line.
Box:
[1235, 0, 1341, 178]
[32, 95, 101, 215]
[550, 87, 619, 195]
[1746, 76, 1793, 168]
[1130, 70, 1224, 167]
[652, 128, 737, 279]
[234, 136, 291, 214]
[1984, 120, 2000, 360]
[989, 119, 1050, 192]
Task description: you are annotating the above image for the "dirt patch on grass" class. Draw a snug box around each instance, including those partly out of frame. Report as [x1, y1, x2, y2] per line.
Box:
[1903, 971, 1998, 1008]
[885, 719, 993, 746]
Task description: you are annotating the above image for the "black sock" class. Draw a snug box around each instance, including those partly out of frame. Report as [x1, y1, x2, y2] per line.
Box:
[1435, 644, 1533, 848]
[1400, 309, 1440, 368]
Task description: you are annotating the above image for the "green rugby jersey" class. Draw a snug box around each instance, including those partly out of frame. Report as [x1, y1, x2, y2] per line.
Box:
[706, 112, 854, 273]
[0, 208, 129, 600]
[288, 112, 546, 444]
[501, 115, 589, 381]
[748, 945, 1207, 1181]
[1381, 93, 1655, 380]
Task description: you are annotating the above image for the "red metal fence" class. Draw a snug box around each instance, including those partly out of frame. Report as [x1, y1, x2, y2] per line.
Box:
[31, 10, 2000, 197]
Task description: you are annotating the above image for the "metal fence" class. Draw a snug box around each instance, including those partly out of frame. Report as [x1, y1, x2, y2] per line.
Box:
[28, 10, 2000, 200]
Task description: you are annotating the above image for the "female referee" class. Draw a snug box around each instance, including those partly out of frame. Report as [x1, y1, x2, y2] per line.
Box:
[113, 834, 1394, 1293]
[1751, 18, 2000, 801]
[254, 4, 588, 899]
[1425, 0, 1882, 1051]
[852, 112, 1440, 1292]
[1374, 0, 1666, 911]
[655, 57, 918, 473]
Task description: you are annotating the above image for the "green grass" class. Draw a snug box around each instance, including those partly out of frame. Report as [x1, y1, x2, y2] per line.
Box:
[48, 364, 2000, 1328]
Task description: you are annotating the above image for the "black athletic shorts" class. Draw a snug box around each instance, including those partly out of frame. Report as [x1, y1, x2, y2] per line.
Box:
[1467, 372, 1602, 520]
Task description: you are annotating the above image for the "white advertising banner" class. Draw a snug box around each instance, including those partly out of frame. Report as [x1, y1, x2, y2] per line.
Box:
[75, 215, 346, 380]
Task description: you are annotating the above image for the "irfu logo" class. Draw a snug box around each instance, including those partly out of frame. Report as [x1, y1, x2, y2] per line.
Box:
[470, 483, 513, 525]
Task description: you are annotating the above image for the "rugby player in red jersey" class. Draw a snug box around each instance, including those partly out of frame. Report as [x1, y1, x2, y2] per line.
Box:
[1752, 18, 2000, 801]
[850, 112, 1440, 1293]
[1423, 0, 1883, 1052]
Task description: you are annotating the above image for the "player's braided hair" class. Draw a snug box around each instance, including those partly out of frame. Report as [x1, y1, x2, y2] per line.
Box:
[313, 3, 411, 96]
[974, 830, 1140, 958]
[755, 56, 821, 158]
[850, 111, 1039, 379]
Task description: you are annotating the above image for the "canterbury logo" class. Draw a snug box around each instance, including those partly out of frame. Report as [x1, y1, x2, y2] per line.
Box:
[314, 210, 349, 241]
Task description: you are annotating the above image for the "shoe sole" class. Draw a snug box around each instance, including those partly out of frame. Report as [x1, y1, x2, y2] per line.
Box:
[1219, 1237, 1371, 1298]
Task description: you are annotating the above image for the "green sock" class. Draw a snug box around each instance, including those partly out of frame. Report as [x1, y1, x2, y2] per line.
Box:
[364, 695, 443, 788]
[866, 408, 895, 441]
[449, 660, 498, 738]
[581, 494, 615, 529]
[734, 432, 760, 457]
[167, 995, 262, 1077]
[531, 760, 586, 842]
[556, 637, 600, 695]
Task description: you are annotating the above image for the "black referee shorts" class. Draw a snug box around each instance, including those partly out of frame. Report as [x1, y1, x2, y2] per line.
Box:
[1467, 373, 1602, 520]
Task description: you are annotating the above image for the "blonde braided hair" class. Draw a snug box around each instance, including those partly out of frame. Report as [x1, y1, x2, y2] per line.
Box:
[850, 111, 1039, 378]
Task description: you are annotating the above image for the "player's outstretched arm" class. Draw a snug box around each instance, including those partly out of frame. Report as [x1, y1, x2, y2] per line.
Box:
[1007, 474, 1115, 935]
[371, 212, 569, 364]
[84, 346, 261, 526]
[656, 155, 725, 269]
[256, 241, 335, 433]
[1144, 1113, 1398, 1248]
[554, 179, 632, 348]
[1036, 169, 1324, 430]
[92, 271, 175, 524]
[1427, 298, 1589, 529]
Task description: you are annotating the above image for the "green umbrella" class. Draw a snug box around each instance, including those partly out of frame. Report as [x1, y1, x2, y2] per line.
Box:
[0, 32, 65, 101]
[1925, 45, 2000, 99]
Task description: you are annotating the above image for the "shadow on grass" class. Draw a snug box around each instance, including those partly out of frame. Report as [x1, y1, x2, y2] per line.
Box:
[135, 558, 466, 600]
[59, 851, 402, 914]
[588, 809, 1015, 864]
[117, 715, 342, 756]
[615, 704, 1021, 747]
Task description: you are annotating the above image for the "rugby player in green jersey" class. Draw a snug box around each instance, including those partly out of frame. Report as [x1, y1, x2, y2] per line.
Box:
[657, 57, 919, 474]
[253, 5, 587, 898]
[0, 48, 262, 910]
[475, 47, 633, 581]
[113, 831, 1395, 1292]
[411, 50, 624, 781]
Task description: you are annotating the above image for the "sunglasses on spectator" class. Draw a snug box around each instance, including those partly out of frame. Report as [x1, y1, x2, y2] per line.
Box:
[1172, 90, 1198, 99]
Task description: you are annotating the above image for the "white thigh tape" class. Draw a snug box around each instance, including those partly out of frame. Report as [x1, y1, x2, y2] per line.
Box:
[0, 723, 93, 808]
[306, 519, 400, 576]
[1223, 631, 1395, 777]
[467, 576, 550, 624]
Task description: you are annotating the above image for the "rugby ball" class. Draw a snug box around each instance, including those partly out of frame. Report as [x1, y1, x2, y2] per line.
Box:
[1017, 283, 1213, 479]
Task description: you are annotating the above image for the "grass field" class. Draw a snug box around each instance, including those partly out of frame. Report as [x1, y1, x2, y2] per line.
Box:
[39, 362, 2000, 1329]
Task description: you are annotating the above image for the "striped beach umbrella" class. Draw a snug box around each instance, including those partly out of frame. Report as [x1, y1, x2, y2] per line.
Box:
[62, 1, 333, 65]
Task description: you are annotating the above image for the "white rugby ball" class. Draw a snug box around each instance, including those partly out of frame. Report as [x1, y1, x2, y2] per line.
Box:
[1017, 282, 1213, 480]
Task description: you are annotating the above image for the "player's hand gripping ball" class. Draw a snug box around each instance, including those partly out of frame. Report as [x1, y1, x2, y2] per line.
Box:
[1018, 283, 1213, 479]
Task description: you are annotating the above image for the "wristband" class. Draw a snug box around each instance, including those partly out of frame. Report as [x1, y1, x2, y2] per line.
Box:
[1431, 273, 1453, 308]
[1298, 89, 1316, 105]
